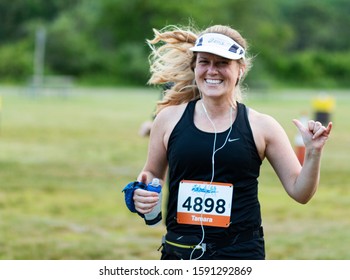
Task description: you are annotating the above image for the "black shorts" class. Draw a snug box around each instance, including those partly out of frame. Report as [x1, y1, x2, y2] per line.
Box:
[160, 227, 265, 260]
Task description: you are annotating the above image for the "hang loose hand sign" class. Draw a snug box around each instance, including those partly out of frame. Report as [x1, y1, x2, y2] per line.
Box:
[292, 119, 333, 151]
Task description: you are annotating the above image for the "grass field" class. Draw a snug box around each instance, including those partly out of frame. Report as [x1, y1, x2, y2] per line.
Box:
[0, 86, 349, 260]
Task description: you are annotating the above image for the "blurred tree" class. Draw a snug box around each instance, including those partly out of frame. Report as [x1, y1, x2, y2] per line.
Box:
[0, 0, 79, 43]
[281, 0, 350, 51]
[95, 0, 262, 85]
[0, 0, 349, 86]
[45, 2, 103, 76]
[0, 41, 32, 81]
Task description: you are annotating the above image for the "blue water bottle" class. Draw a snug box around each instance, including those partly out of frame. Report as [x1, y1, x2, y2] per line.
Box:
[144, 178, 162, 226]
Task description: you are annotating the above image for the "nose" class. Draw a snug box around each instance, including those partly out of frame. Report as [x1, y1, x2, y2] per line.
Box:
[207, 62, 218, 75]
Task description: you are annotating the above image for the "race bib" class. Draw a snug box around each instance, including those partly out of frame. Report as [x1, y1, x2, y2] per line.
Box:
[177, 180, 233, 228]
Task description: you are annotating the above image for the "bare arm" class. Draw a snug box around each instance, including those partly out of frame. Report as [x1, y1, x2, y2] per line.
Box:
[133, 104, 186, 214]
[133, 111, 168, 214]
[251, 111, 332, 204]
[289, 119, 333, 203]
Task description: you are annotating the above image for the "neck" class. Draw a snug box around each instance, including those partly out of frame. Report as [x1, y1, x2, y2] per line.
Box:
[201, 101, 233, 130]
[200, 98, 234, 118]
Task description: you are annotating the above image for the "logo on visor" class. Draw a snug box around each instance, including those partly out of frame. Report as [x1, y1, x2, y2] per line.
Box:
[196, 37, 203, 46]
[229, 44, 239, 54]
[208, 38, 225, 46]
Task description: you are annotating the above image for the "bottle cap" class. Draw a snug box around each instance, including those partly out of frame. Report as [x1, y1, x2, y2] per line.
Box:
[152, 178, 160, 185]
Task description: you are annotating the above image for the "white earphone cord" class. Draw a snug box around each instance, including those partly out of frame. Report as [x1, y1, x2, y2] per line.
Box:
[190, 102, 233, 260]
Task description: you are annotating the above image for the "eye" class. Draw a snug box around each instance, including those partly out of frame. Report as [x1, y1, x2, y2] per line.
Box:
[198, 59, 209, 64]
[217, 60, 229, 66]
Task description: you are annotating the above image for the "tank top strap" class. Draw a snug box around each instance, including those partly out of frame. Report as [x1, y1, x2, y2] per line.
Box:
[235, 102, 245, 121]
[183, 100, 247, 130]
[187, 99, 197, 118]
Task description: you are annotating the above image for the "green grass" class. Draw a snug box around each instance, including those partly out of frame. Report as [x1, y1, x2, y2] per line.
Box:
[0, 86, 349, 260]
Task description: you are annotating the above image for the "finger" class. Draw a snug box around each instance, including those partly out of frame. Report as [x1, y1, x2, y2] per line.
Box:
[308, 120, 322, 134]
[325, 122, 333, 135]
[292, 119, 307, 133]
[134, 188, 159, 199]
[140, 173, 148, 184]
[314, 122, 333, 139]
[133, 190, 158, 214]
[312, 121, 327, 139]
[308, 120, 315, 132]
[135, 203, 156, 214]
[134, 194, 158, 212]
[312, 126, 327, 139]
[134, 190, 159, 209]
[312, 121, 322, 134]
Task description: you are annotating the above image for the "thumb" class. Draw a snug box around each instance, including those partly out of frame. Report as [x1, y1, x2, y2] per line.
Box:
[140, 173, 148, 184]
[292, 119, 306, 133]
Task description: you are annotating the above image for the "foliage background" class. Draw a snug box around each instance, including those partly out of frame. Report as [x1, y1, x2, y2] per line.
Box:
[0, 0, 349, 88]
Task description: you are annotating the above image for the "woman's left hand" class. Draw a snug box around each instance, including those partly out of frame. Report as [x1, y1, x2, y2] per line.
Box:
[293, 119, 333, 151]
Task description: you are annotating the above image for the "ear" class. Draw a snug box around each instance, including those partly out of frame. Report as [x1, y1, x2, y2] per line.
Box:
[239, 69, 244, 79]
[236, 68, 244, 86]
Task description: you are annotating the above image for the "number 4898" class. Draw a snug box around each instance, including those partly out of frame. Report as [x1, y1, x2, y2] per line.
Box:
[182, 196, 226, 214]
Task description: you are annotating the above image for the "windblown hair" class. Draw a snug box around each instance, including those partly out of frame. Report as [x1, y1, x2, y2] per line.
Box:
[147, 25, 252, 114]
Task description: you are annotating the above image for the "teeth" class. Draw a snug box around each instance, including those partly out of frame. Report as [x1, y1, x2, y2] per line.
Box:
[206, 79, 222, 84]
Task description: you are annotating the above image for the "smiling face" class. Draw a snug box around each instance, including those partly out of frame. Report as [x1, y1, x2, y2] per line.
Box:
[194, 52, 241, 100]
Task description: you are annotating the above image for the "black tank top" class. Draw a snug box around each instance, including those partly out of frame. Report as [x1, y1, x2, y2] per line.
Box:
[166, 99, 262, 240]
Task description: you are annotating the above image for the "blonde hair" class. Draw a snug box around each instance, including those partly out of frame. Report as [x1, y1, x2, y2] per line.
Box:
[147, 25, 252, 114]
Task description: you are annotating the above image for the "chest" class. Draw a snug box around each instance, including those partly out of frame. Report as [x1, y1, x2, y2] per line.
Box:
[168, 124, 253, 173]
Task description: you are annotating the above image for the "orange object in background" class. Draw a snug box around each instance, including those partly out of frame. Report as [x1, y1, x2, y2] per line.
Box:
[295, 144, 305, 165]
[294, 112, 308, 165]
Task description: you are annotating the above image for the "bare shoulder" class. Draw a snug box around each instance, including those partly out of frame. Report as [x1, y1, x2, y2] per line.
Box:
[157, 103, 187, 118]
[247, 107, 287, 159]
[154, 103, 187, 127]
[248, 107, 282, 133]
[152, 103, 189, 146]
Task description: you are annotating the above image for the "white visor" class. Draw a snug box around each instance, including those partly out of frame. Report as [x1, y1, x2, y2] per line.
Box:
[190, 33, 245, 60]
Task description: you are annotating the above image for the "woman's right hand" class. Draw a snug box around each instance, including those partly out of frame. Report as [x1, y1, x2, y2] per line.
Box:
[134, 173, 159, 214]
[133, 188, 159, 214]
